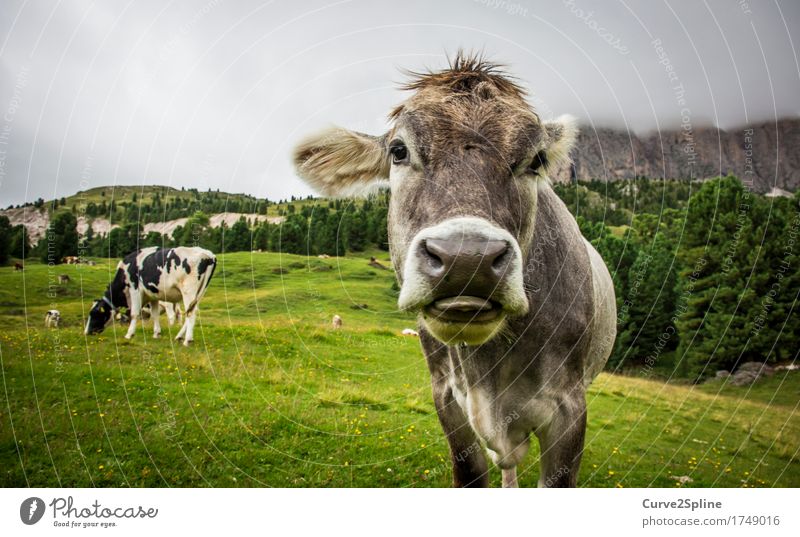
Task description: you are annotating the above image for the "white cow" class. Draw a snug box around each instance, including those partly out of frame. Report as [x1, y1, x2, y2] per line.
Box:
[85, 247, 216, 346]
[45, 310, 61, 328]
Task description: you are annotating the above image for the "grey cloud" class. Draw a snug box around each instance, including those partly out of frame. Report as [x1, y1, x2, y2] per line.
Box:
[0, 0, 798, 206]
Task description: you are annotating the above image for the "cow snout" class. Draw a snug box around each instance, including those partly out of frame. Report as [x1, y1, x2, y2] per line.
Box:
[397, 217, 528, 345]
[398, 217, 529, 325]
[420, 237, 512, 300]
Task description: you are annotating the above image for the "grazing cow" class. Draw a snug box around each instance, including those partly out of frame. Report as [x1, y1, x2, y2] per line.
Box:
[332, 315, 343, 329]
[368, 256, 388, 270]
[401, 328, 419, 337]
[85, 247, 217, 346]
[293, 53, 616, 487]
[14, 262, 23, 271]
[44, 310, 61, 328]
[58, 274, 70, 284]
[62, 256, 80, 264]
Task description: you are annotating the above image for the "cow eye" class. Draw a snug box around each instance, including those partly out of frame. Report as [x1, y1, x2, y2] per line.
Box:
[527, 150, 548, 176]
[389, 141, 409, 165]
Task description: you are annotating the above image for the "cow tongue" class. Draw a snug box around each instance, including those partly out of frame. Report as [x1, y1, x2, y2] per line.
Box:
[433, 296, 493, 312]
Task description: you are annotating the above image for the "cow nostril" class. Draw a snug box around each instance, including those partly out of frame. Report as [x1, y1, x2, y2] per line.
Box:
[491, 243, 511, 269]
[422, 240, 444, 270]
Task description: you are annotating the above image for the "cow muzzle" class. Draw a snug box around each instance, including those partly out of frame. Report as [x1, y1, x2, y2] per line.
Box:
[398, 217, 529, 345]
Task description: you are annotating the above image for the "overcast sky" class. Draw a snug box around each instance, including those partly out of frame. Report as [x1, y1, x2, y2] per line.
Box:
[1, 0, 798, 206]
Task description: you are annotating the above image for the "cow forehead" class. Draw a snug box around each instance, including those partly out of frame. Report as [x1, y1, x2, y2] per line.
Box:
[395, 99, 544, 166]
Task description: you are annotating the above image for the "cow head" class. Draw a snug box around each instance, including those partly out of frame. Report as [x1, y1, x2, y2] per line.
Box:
[85, 299, 113, 335]
[293, 53, 576, 345]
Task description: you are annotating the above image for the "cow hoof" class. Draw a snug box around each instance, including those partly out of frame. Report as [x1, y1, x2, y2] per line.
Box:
[124, 335, 134, 340]
[183, 340, 192, 347]
[153, 333, 161, 339]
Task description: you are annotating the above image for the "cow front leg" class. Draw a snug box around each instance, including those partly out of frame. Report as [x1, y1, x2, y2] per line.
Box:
[430, 377, 489, 487]
[502, 467, 519, 488]
[125, 314, 138, 339]
[124, 294, 141, 339]
[151, 302, 162, 338]
[535, 395, 586, 488]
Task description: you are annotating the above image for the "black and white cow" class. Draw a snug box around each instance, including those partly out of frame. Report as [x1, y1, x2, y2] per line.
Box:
[45, 310, 61, 328]
[85, 247, 217, 346]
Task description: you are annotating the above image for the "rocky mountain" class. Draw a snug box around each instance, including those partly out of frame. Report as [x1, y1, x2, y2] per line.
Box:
[553, 118, 800, 192]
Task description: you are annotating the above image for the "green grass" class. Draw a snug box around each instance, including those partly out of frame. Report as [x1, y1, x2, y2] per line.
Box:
[608, 224, 630, 238]
[1, 252, 797, 487]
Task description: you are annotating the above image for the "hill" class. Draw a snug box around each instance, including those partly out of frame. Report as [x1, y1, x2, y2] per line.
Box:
[0, 250, 797, 487]
[1, 185, 308, 241]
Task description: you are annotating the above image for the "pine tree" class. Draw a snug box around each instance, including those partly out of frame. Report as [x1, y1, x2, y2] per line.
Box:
[675, 176, 756, 381]
[0, 216, 11, 264]
[41, 212, 79, 263]
[615, 232, 680, 370]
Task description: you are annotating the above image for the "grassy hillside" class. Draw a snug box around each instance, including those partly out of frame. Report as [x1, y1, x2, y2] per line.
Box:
[0, 251, 797, 487]
[9, 184, 319, 219]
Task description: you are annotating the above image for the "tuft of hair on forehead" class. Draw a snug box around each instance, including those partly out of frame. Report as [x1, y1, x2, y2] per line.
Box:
[389, 51, 528, 120]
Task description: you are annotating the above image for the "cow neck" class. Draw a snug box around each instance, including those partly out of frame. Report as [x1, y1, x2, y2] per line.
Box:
[101, 295, 115, 310]
[105, 274, 129, 310]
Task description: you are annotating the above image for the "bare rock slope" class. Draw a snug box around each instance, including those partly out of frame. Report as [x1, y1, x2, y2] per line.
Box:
[553, 118, 799, 192]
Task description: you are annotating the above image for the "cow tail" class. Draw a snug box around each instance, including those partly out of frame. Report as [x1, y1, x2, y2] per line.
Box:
[187, 256, 217, 314]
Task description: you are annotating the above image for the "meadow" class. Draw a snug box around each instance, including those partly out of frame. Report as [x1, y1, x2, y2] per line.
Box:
[1, 251, 797, 487]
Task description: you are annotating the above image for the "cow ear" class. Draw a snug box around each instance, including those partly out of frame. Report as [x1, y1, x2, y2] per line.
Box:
[542, 115, 578, 175]
[293, 127, 389, 198]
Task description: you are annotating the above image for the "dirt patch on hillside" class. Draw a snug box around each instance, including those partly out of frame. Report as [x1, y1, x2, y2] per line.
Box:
[1, 209, 286, 241]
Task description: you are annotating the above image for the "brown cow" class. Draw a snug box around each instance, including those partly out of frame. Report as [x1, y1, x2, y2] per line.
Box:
[293, 53, 616, 488]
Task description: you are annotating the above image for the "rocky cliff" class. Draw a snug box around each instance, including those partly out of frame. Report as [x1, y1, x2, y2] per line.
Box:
[553, 118, 800, 192]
